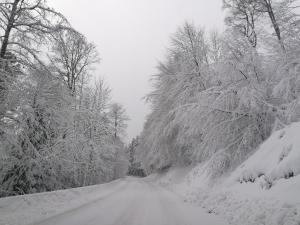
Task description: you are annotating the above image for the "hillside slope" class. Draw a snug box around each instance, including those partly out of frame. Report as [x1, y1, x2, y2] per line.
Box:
[154, 122, 300, 225]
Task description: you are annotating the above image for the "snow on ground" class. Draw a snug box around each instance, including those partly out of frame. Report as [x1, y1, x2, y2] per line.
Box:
[153, 122, 300, 225]
[231, 121, 300, 187]
[2, 123, 300, 225]
[0, 177, 228, 225]
[0, 179, 127, 225]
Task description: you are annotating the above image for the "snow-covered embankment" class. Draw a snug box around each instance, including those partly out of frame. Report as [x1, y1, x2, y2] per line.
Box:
[153, 122, 300, 225]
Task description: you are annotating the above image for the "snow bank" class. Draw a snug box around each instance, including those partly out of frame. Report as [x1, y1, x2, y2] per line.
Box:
[0, 179, 126, 225]
[231, 122, 300, 187]
[154, 122, 300, 225]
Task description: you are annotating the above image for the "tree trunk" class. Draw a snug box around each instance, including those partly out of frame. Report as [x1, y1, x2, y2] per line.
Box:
[0, 0, 20, 58]
[114, 117, 117, 139]
[0, 0, 20, 119]
[264, 0, 285, 50]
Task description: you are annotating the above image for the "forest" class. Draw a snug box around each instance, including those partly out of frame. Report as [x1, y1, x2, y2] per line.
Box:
[137, 0, 300, 176]
[1, 1, 300, 225]
[1, 0, 300, 200]
[0, 0, 130, 197]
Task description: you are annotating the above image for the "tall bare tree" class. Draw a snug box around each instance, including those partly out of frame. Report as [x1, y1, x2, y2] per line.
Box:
[223, 0, 262, 47]
[260, 0, 284, 49]
[224, 0, 293, 50]
[50, 30, 99, 95]
[0, 0, 70, 66]
[171, 22, 209, 90]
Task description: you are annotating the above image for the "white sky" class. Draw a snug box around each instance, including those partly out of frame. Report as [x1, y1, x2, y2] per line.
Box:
[49, 0, 225, 142]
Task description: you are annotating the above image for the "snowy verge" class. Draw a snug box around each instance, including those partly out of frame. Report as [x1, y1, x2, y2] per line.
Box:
[0, 179, 127, 225]
[152, 122, 300, 225]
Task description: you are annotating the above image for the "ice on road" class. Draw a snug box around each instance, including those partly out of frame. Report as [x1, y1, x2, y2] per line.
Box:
[30, 177, 227, 225]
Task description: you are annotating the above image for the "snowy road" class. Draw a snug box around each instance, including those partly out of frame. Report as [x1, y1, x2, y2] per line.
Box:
[30, 177, 228, 225]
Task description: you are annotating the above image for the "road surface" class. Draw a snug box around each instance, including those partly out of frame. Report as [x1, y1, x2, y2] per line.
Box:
[32, 177, 228, 225]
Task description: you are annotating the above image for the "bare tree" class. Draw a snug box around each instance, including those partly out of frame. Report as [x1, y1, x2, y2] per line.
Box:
[209, 30, 223, 63]
[50, 30, 99, 95]
[260, 0, 284, 49]
[0, 0, 69, 118]
[109, 103, 129, 139]
[171, 22, 209, 90]
[223, 0, 262, 47]
[82, 78, 112, 140]
[90, 78, 111, 112]
[224, 0, 292, 50]
[0, 0, 70, 64]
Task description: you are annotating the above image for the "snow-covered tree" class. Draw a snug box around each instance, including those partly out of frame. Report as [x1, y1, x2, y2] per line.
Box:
[0, 2, 129, 196]
[109, 103, 129, 139]
[126, 136, 145, 177]
[0, 0, 70, 118]
[138, 3, 300, 176]
[50, 30, 99, 95]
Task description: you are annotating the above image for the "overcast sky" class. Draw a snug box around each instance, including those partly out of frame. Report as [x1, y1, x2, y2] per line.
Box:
[49, 0, 225, 142]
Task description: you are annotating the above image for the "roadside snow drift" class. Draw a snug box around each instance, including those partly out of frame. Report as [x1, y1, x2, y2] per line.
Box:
[0, 180, 127, 225]
[233, 122, 300, 187]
